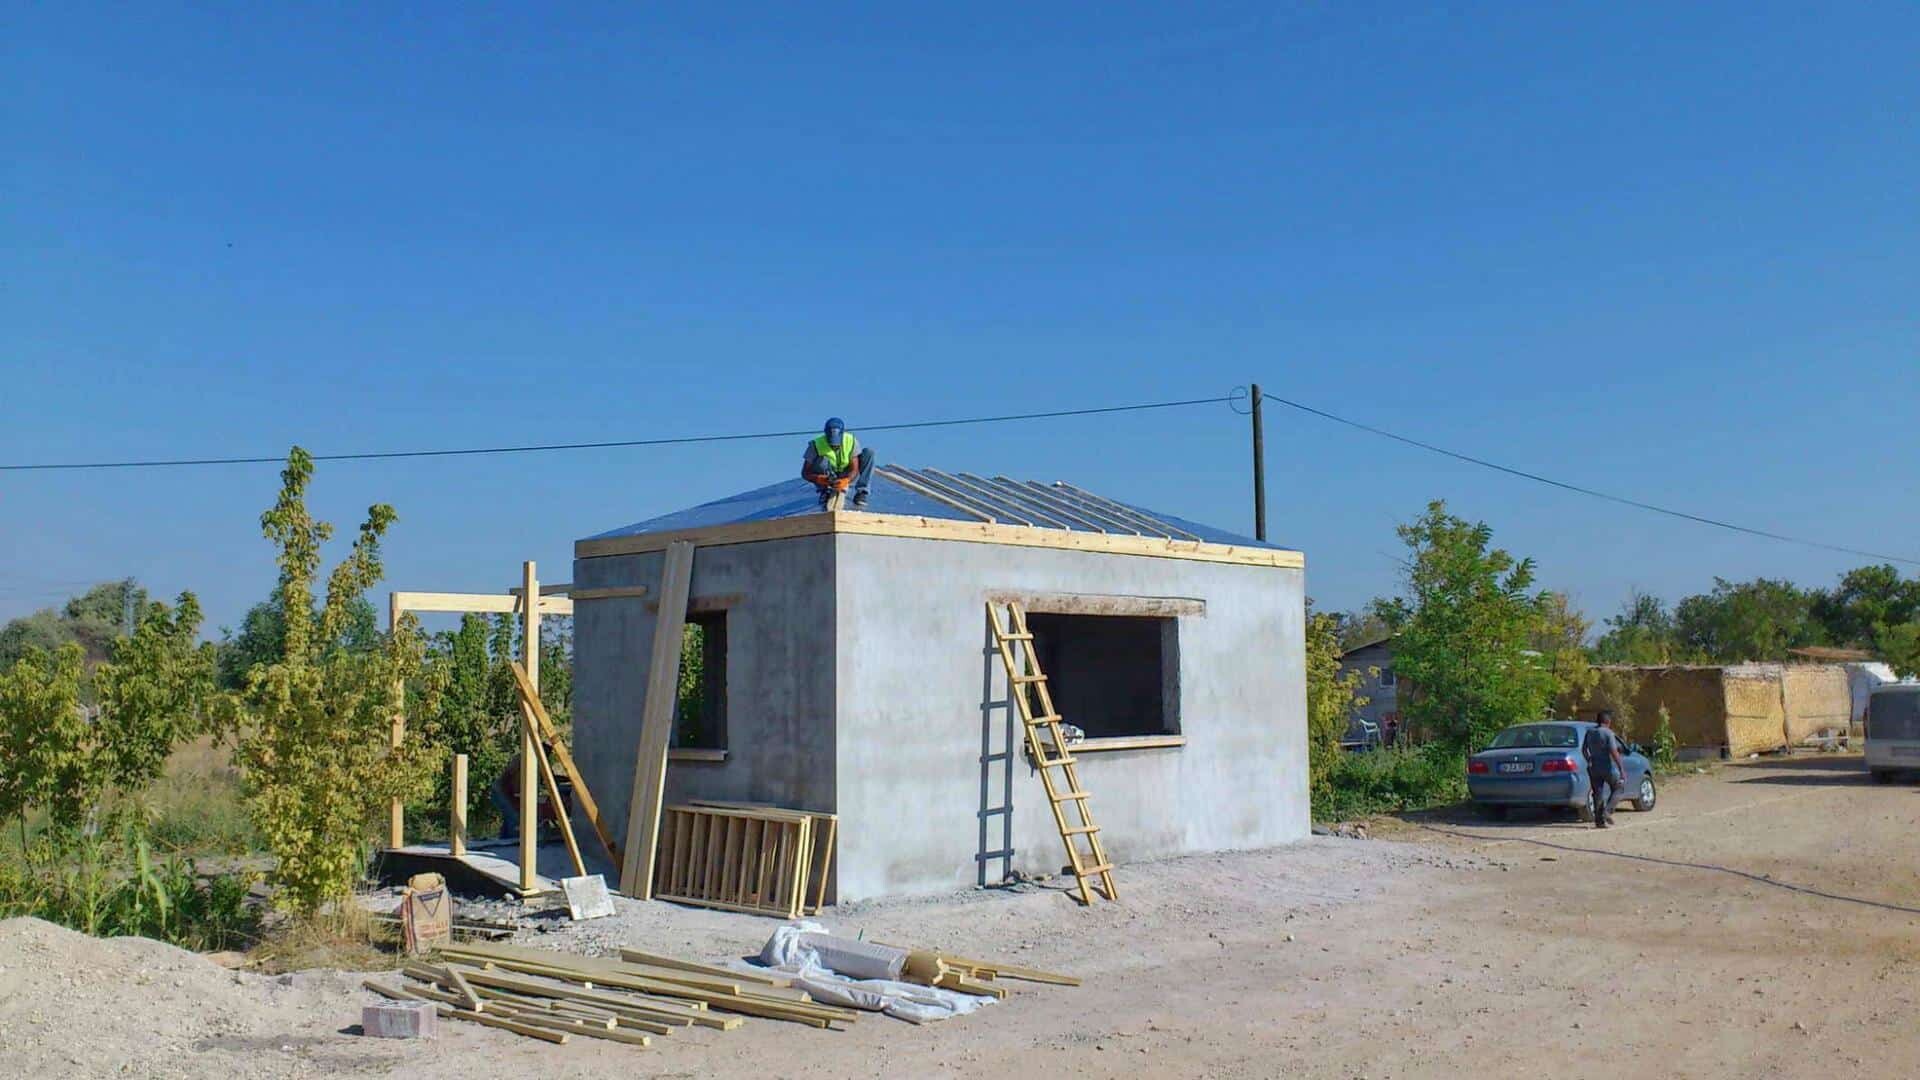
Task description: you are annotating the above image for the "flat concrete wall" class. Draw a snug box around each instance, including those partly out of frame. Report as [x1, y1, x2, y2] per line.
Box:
[833, 534, 1307, 902]
[570, 536, 837, 865]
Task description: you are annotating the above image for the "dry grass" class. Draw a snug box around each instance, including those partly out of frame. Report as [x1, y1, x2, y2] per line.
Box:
[248, 902, 405, 974]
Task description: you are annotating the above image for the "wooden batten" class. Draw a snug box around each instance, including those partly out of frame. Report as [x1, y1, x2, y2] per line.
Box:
[576, 511, 1304, 569]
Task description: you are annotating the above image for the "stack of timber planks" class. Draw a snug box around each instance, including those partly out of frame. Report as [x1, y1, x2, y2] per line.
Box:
[654, 802, 837, 918]
[426, 940, 858, 1032]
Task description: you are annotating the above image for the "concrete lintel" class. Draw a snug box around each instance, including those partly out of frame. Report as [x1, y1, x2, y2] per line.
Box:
[986, 591, 1206, 618]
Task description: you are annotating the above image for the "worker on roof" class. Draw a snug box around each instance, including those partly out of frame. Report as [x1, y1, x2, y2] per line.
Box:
[802, 417, 875, 509]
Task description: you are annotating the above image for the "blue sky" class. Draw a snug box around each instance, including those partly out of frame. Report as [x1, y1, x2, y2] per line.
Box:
[4, 3, 1916, 634]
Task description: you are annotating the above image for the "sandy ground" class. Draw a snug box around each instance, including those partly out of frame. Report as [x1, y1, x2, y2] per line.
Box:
[4, 753, 1917, 1078]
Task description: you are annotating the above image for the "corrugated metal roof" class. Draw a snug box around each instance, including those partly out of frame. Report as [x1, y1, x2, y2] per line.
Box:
[587, 464, 1281, 549]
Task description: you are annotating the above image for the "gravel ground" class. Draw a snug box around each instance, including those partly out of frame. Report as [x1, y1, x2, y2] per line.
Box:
[5, 755, 1916, 1078]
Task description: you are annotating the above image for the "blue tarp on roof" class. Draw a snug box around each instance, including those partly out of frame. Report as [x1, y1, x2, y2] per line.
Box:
[588, 466, 1282, 550]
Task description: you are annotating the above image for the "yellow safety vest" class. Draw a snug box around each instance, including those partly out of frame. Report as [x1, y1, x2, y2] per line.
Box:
[812, 432, 859, 473]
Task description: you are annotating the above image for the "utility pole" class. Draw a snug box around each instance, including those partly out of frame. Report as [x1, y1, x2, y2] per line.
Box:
[122, 577, 136, 635]
[1250, 383, 1267, 542]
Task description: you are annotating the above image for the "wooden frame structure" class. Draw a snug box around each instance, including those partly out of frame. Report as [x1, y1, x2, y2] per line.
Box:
[388, 561, 578, 895]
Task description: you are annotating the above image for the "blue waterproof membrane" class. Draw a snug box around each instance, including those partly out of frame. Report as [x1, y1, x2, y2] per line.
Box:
[587, 468, 1284, 550]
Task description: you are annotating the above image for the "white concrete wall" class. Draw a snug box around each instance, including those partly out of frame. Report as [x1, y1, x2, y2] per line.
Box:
[571, 536, 837, 865]
[833, 534, 1307, 901]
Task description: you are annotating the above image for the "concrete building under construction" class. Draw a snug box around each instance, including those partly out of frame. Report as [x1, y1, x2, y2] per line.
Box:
[569, 466, 1308, 902]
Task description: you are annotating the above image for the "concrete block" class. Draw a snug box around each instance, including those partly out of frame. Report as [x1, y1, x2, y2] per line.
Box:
[362, 1000, 437, 1039]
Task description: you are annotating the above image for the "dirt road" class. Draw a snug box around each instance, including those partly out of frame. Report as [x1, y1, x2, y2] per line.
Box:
[5, 754, 1916, 1078]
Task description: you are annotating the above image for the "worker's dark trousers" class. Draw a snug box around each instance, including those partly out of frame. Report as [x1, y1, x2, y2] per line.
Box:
[848, 448, 876, 497]
[1590, 773, 1618, 825]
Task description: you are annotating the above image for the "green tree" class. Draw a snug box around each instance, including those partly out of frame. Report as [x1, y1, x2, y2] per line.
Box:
[1877, 622, 1920, 680]
[1391, 501, 1556, 754]
[1593, 590, 1688, 664]
[1674, 577, 1825, 661]
[0, 644, 88, 838]
[228, 448, 441, 913]
[0, 595, 214, 838]
[1336, 597, 1407, 651]
[1813, 564, 1920, 649]
[0, 580, 150, 672]
[217, 594, 378, 690]
[1305, 605, 1368, 815]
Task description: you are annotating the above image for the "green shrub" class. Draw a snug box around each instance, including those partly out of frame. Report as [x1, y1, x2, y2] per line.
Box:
[1651, 706, 1680, 773]
[1318, 744, 1466, 821]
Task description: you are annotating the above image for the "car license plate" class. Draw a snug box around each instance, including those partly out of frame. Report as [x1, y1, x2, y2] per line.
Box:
[1498, 762, 1533, 774]
[1893, 745, 1920, 759]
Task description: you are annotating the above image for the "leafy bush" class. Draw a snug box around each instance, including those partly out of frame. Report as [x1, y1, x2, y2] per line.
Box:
[1318, 745, 1466, 821]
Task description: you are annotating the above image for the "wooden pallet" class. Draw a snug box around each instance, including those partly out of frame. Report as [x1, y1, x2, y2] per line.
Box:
[653, 804, 816, 918]
[985, 600, 1119, 905]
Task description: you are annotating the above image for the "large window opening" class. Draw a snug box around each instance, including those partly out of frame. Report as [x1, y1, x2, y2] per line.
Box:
[1025, 613, 1179, 739]
[672, 612, 727, 749]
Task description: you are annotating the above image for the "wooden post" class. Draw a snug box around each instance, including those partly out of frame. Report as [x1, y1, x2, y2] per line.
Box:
[1250, 381, 1267, 542]
[451, 754, 468, 857]
[520, 560, 540, 893]
[389, 592, 405, 848]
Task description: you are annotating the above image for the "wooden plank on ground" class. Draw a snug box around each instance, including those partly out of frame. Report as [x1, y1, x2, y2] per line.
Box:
[619, 540, 696, 898]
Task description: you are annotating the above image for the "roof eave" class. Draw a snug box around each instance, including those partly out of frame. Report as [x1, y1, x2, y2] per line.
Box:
[574, 510, 1305, 570]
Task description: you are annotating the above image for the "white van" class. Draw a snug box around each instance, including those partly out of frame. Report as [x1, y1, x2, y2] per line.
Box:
[1865, 683, 1920, 783]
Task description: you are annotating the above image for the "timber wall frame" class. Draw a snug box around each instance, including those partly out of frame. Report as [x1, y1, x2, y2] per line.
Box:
[389, 562, 594, 894]
[576, 510, 1305, 570]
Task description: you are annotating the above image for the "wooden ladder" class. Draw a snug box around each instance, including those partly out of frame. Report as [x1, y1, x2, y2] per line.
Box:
[985, 600, 1119, 905]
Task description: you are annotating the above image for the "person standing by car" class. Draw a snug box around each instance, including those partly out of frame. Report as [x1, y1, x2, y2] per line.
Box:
[1583, 711, 1628, 828]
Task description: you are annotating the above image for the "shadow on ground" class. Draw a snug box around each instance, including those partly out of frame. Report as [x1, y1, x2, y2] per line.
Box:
[1727, 755, 1873, 787]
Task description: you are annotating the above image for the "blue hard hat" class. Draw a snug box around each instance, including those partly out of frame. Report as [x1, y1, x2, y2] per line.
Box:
[824, 417, 845, 445]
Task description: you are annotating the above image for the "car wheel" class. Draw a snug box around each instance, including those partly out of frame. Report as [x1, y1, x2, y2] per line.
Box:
[1634, 776, 1656, 812]
[1576, 802, 1595, 823]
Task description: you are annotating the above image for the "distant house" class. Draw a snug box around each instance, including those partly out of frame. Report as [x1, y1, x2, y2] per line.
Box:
[1337, 633, 1400, 745]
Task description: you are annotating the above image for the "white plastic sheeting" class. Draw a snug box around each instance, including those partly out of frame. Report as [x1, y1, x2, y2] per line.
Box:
[749, 920, 995, 1024]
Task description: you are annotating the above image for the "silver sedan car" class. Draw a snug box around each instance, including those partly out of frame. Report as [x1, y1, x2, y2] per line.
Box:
[1467, 721, 1656, 820]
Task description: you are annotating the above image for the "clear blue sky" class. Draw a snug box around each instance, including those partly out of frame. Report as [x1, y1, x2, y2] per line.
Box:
[4, 3, 1916, 635]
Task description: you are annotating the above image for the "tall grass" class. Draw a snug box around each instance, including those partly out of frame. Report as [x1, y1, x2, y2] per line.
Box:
[0, 825, 259, 951]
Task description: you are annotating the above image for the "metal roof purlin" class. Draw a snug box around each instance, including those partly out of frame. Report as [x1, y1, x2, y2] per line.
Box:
[904, 467, 1028, 524]
[950, 472, 1086, 530]
[1038, 481, 1171, 538]
[1052, 481, 1203, 541]
[916, 468, 1043, 527]
[989, 479, 1113, 533]
[1010, 479, 1141, 535]
[876, 465, 997, 522]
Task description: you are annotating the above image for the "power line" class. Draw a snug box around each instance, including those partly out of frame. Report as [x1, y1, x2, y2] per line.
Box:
[0, 395, 1234, 472]
[1252, 388, 1920, 568]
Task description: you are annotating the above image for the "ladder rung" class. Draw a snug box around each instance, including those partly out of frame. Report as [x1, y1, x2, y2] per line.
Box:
[998, 632, 1034, 641]
[1011, 674, 1047, 684]
[1025, 714, 1063, 725]
[1052, 790, 1091, 801]
[1033, 754, 1075, 767]
[1062, 825, 1100, 836]
[1071, 862, 1114, 876]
